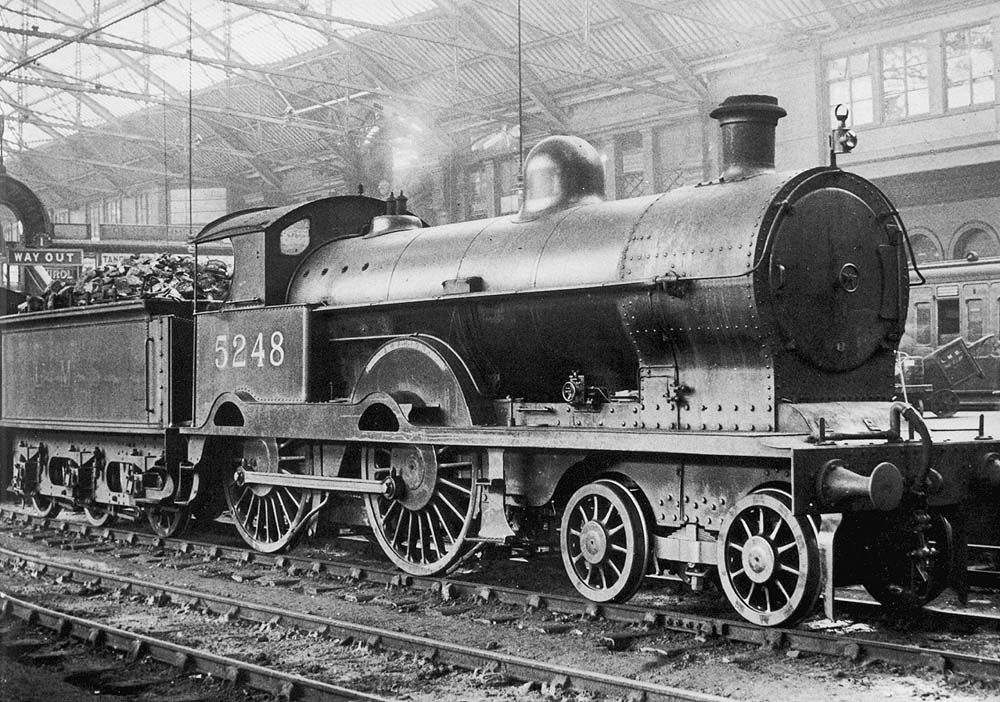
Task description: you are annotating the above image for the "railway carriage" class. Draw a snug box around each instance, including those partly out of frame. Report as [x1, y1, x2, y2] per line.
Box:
[6, 95, 1000, 627]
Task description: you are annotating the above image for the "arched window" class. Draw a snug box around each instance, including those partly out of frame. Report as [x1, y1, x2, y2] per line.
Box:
[952, 222, 1000, 260]
[906, 228, 942, 264]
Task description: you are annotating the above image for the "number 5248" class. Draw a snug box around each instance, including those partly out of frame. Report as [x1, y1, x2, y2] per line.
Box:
[214, 332, 285, 368]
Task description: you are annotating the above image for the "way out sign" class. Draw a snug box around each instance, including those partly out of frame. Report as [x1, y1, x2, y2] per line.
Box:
[7, 248, 85, 267]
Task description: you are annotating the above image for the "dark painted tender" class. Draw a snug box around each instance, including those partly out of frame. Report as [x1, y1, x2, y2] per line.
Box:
[6, 95, 1000, 627]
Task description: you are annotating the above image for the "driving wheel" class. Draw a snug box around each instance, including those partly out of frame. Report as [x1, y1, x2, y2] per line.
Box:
[224, 437, 313, 553]
[363, 443, 479, 576]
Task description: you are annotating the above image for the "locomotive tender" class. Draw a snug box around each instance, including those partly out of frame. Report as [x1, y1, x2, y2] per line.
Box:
[6, 94, 1000, 627]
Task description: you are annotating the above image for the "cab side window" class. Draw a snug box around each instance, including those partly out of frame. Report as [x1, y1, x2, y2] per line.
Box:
[280, 219, 310, 255]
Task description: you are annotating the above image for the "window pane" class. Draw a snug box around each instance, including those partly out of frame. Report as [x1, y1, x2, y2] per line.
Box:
[949, 83, 970, 108]
[909, 233, 941, 263]
[883, 46, 903, 70]
[848, 51, 869, 74]
[908, 63, 927, 89]
[909, 88, 929, 114]
[939, 298, 960, 337]
[828, 57, 847, 80]
[968, 299, 984, 340]
[916, 303, 931, 345]
[829, 80, 849, 105]
[853, 99, 873, 125]
[973, 76, 995, 103]
[852, 75, 872, 100]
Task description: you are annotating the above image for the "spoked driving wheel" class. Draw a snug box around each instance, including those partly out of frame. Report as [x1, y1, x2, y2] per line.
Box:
[29, 494, 61, 519]
[224, 438, 313, 553]
[717, 488, 821, 626]
[83, 504, 115, 527]
[859, 509, 952, 610]
[145, 505, 190, 537]
[363, 444, 479, 576]
[560, 479, 650, 603]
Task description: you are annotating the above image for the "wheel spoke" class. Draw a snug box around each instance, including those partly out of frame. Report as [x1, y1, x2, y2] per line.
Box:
[417, 512, 428, 563]
[405, 512, 416, 561]
[437, 476, 471, 495]
[739, 516, 753, 540]
[430, 503, 454, 544]
[425, 510, 442, 554]
[390, 506, 405, 547]
[437, 491, 466, 521]
[776, 579, 791, 604]
[380, 499, 401, 527]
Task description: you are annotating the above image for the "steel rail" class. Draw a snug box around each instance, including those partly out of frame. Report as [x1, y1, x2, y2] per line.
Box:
[4, 508, 1000, 680]
[0, 591, 393, 702]
[0, 543, 729, 702]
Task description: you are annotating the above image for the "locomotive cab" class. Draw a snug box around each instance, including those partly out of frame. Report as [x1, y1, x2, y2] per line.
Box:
[193, 195, 396, 307]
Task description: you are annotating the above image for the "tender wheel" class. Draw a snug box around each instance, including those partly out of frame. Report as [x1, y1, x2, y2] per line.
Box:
[928, 389, 960, 417]
[29, 494, 61, 519]
[145, 506, 190, 538]
[717, 488, 821, 626]
[363, 444, 479, 576]
[860, 510, 951, 610]
[224, 438, 312, 553]
[83, 504, 114, 527]
[560, 479, 650, 603]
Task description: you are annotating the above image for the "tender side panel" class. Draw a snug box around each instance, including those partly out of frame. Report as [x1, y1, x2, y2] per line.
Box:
[0, 303, 189, 429]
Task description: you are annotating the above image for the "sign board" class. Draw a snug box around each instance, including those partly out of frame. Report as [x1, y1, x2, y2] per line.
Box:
[45, 267, 78, 281]
[7, 248, 85, 267]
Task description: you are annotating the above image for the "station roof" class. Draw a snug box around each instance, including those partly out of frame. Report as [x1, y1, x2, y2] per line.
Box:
[0, 0, 969, 209]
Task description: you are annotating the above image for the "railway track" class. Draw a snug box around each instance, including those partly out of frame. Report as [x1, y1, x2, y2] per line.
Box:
[0, 539, 734, 702]
[2, 506, 999, 685]
[0, 590, 400, 702]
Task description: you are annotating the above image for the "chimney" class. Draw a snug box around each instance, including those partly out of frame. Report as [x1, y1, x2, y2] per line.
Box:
[709, 95, 786, 181]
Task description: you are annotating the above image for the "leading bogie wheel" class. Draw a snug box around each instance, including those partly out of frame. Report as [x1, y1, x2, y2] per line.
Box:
[717, 488, 821, 626]
[363, 443, 479, 576]
[859, 510, 952, 611]
[560, 479, 650, 603]
[224, 437, 313, 553]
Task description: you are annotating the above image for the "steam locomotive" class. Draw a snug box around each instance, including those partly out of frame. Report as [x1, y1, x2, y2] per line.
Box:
[6, 94, 1000, 627]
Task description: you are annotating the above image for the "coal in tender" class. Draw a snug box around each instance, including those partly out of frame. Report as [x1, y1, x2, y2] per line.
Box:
[17, 253, 231, 312]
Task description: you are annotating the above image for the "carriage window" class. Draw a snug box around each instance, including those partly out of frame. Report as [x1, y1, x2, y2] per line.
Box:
[915, 303, 931, 345]
[938, 298, 960, 339]
[280, 218, 310, 255]
[967, 299, 984, 341]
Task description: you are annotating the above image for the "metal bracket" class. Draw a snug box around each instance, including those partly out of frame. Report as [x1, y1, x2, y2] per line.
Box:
[817, 514, 843, 620]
